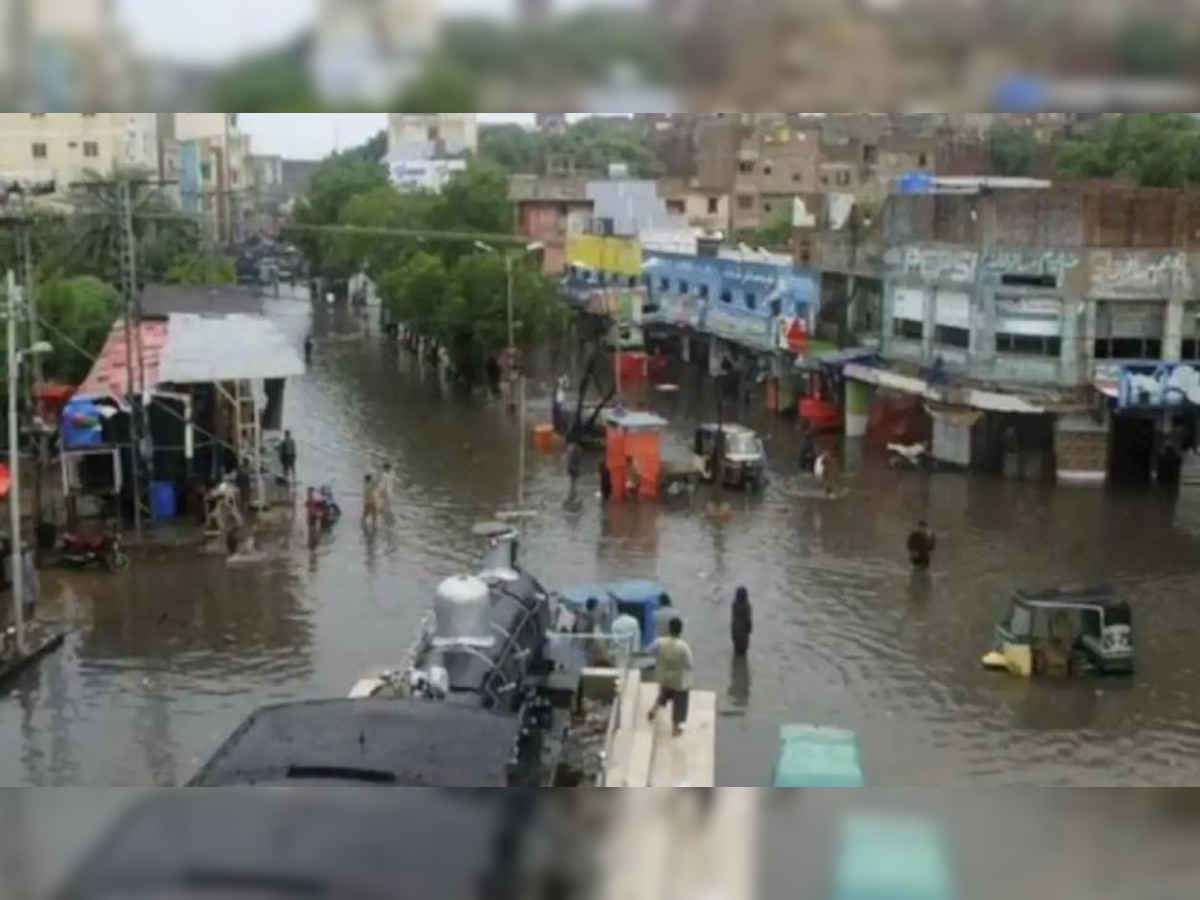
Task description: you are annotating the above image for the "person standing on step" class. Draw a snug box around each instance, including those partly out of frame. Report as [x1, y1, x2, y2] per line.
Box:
[647, 618, 695, 738]
[279, 430, 298, 487]
[731, 586, 753, 658]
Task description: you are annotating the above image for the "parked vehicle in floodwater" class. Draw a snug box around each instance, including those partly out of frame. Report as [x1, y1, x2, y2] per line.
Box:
[982, 586, 1133, 678]
[694, 423, 766, 491]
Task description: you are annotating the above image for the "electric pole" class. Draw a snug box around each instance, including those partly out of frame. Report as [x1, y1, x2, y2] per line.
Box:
[116, 179, 145, 540]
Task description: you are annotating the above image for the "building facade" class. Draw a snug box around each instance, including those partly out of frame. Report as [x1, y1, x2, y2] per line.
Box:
[172, 114, 251, 242]
[312, 0, 437, 104]
[847, 185, 1200, 485]
[0, 112, 158, 184]
[387, 113, 478, 161]
[510, 175, 593, 274]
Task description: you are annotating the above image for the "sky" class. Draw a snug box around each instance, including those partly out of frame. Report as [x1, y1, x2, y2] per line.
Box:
[239, 114, 533, 159]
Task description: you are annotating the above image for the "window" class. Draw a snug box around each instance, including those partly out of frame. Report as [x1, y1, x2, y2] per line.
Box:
[919, 153, 929, 167]
[745, 292, 758, 311]
[667, 199, 685, 215]
[1183, 303, 1200, 360]
[82, 112, 97, 118]
[679, 280, 690, 295]
[627, 275, 639, 289]
[427, 126, 440, 141]
[763, 164, 773, 176]
[893, 318, 924, 341]
[659, 277, 670, 292]
[31, 143, 47, 159]
[30, 113, 45, 119]
[863, 145, 879, 165]
[935, 325, 970, 349]
[1001, 274, 1056, 289]
[997, 333, 1062, 357]
[738, 161, 754, 174]
[792, 173, 803, 184]
[698, 284, 710, 301]
[763, 202, 773, 214]
[721, 290, 733, 304]
[836, 171, 852, 186]
[737, 195, 754, 210]
[1093, 300, 1166, 361]
[200, 162, 212, 180]
[707, 197, 720, 215]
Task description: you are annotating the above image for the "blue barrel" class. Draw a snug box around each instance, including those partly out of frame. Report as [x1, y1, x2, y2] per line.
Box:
[150, 481, 178, 521]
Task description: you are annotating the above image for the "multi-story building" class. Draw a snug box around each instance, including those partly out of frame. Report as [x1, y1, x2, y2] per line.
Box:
[510, 175, 593, 274]
[386, 113, 478, 192]
[172, 114, 251, 243]
[2, 0, 137, 109]
[0, 112, 158, 186]
[839, 182, 1200, 486]
[312, 0, 438, 104]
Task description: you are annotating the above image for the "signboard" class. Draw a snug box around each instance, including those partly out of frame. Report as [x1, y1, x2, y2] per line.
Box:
[388, 158, 467, 192]
[1117, 363, 1200, 410]
[705, 305, 775, 352]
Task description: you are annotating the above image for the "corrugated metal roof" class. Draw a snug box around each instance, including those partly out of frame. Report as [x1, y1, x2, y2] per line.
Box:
[158, 314, 304, 385]
[77, 321, 169, 400]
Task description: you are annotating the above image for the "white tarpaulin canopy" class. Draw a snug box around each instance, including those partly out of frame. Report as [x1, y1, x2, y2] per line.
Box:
[158, 314, 305, 385]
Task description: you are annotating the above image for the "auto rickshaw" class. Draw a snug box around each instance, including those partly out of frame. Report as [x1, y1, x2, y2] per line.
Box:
[693, 423, 766, 491]
[981, 586, 1133, 678]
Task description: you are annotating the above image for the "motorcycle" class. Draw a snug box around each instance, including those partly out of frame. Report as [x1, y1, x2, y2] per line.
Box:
[317, 486, 342, 530]
[888, 443, 931, 470]
[59, 531, 130, 573]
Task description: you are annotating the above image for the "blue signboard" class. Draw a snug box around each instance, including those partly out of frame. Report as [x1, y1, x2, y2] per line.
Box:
[1117, 363, 1200, 410]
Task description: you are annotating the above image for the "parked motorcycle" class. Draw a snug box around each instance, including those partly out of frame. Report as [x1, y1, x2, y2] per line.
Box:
[888, 443, 931, 470]
[59, 532, 130, 573]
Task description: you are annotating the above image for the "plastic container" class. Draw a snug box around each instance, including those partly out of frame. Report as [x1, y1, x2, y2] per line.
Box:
[150, 481, 178, 521]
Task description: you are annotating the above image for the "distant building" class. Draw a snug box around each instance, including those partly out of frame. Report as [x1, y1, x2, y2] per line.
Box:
[535, 113, 569, 136]
[312, 0, 438, 105]
[0, 112, 158, 187]
[386, 113, 478, 161]
[173, 114, 253, 242]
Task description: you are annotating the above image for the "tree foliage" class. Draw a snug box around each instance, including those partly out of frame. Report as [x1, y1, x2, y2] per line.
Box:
[1056, 114, 1200, 188]
[37, 276, 123, 383]
[988, 125, 1037, 177]
[478, 116, 664, 177]
[292, 157, 565, 381]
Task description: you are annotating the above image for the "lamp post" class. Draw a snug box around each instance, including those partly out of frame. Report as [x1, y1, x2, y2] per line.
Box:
[473, 241, 545, 511]
[6, 268, 52, 657]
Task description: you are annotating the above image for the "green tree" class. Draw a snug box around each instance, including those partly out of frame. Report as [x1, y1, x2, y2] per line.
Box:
[164, 254, 237, 286]
[1056, 113, 1200, 187]
[988, 125, 1037, 177]
[37, 276, 123, 383]
[429, 162, 514, 235]
[289, 152, 389, 273]
[738, 212, 794, 251]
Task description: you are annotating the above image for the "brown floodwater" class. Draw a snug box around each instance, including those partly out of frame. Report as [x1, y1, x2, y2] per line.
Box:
[4, 292, 1200, 789]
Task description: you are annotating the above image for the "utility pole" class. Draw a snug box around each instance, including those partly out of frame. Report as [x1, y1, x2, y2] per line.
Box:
[116, 180, 144, 540]
[18, 221, 48, 554]
[6, 270, 26, 656]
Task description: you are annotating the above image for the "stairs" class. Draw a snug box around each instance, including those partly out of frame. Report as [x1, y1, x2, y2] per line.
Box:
[603, 669, 717, 788]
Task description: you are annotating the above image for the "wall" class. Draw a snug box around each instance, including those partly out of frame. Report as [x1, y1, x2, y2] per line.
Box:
[565, 234, 644, 279]
[643, 251, 819, 353]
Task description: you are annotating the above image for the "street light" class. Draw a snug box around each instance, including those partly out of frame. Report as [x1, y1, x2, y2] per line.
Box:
[6, 272, 53, 658]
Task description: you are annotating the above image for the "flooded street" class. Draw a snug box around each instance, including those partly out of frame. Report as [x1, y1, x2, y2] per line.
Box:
[5, 295, 1200, 787]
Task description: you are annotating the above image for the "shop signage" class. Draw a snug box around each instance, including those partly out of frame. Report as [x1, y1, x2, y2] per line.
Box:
[1117, 363, 1200, 410]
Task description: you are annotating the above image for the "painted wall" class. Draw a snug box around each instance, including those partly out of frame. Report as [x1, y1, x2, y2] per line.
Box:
[565, 234, 644, 279]
[643, 251, 819, 353]
[882, 242, 1199, 390]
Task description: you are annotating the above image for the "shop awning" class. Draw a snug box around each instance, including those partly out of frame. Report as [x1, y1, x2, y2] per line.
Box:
[843, 363, 1054, 414]
[924, 402, 983, 427]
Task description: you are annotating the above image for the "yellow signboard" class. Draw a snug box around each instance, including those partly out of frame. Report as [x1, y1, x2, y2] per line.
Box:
[566, 235, 643, 279]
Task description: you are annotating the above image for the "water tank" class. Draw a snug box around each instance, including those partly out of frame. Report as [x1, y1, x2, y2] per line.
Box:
[432, 575, 493, 648]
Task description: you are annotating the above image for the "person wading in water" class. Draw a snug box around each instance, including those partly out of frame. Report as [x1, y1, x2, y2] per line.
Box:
[731, 586, 753, 658]
[908, 520, 937, 571]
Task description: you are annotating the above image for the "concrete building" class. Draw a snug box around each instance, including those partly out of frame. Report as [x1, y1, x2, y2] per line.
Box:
[172, 114, 252, 242]
[841, 183, 1200, 486]
[2, 0, 138, 109]
[510, 175, 593, 274]
[0, 112, 158, 185]
[312, 0, 438, 105]
[387, 113, 478, 161]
